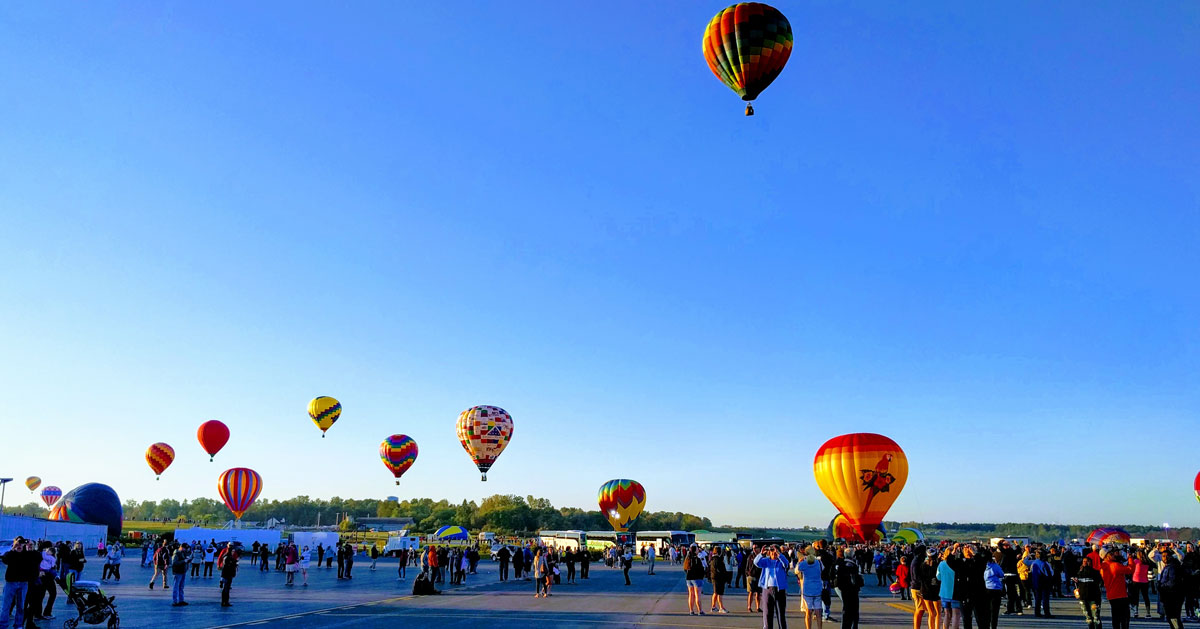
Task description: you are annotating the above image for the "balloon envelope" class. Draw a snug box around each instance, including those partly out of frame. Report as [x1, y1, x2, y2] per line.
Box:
[814, 433, 908, 543]
[829, 513, 887, 542]
[891, 528, 925, 545]
[218, 467, 263, 520]
[40, 486, 62, 507]
[308, 396, 341, 437]
[598, 479, 647, 532]
[380, 434, 419, 484]
[1195, 470, 1200, 504]
[197, 420, 230, 461]
[25, 477, 41, 492]
[145, 442, 175, 478]
[48, 483, 123, 537]
[455, 405, 513, 481]
[702, 3, 793, 109]
[434, 525, 469, 541]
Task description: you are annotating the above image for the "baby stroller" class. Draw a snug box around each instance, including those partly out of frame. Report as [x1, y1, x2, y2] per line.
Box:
[60, 575, 120, 629]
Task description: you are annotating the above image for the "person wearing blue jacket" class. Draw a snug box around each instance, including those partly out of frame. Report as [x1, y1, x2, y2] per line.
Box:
[982, 552, 1005, 629]
[755, 545, 790, 629]
[1023, 550, 1054, 617]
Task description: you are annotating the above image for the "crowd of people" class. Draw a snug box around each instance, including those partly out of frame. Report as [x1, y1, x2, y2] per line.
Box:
[6, 533, 1200, 629]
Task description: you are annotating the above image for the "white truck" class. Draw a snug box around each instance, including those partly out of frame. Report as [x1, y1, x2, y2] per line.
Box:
[384, 534, 422, 557]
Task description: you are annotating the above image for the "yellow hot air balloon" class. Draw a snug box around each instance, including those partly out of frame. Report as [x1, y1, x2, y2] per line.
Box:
[25, 477, 41, 492]
[813, 433, 908, 543]
[308, 396, 341, 438]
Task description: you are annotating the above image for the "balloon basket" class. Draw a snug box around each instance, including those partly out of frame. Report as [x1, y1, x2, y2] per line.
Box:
[481, 473, 487, 482]
[745, 104, 754, 116]
[321, 433, 325, 438]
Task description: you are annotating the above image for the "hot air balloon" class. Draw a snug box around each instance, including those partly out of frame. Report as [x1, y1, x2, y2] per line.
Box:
[145, 442, 175, 480]
[433, 525, 469, 541]
[308, 396, 341, 438]
[891, 528, 925, 545]
[40, 486, 62, 507]
[1099, 529, 1131, 545]
[380, 434, 419, 485]
[702, 2, 793, 116]
[455, 405, 513, 481]
[48, 483, 123, 537]
[218, 467, 262, 520]
[25, 476, 41, 492]
[813, 433, 908, 543]
[598, 479, 647, 532]
[829, 513, 887, 542]
[197, 420, 230, 462]
[1194, 470, 1199, 504]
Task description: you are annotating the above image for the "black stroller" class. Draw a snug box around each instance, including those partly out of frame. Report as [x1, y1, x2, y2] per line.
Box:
[59, 575, 120, 629]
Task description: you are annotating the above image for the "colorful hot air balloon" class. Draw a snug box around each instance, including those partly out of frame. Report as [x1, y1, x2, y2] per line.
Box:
[1194, 470, 1199, 504]
[455, 405, 513, 481]
[380, 434, 419, 485]
[828, 513, 887, 542]
[433, 525, 469, 541]
[25, 476, 41, 492]
[197, 420, 230, 462]
[891, 528, 925, 545]
[40, 486, 62, 507]
[308, 396, 341, 438]
[813, 433, 908, 543]
[145, 442, 175, 480]
[218, 467, 262, 520]
[598, 479, 647, 532]
[1099, 528, 1131, 545]
[702, 2, 793, 116]
[48, 483, 123, 537]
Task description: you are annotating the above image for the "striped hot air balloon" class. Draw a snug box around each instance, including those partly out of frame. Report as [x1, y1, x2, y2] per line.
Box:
[40, 486, 62, 507]
[702, 3, 793, 115]
[829, 513, 887, 542]
[380, 434, 418, 485]
[598, 479, 647, 532]
[25, 476, 41, 492]
[218, 467, 262, 520]
[145, 442, 175, 480]
[813, 433, 908, 543]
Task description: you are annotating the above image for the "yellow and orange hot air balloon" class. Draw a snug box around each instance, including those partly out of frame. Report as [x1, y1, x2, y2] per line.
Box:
[813, 433, 907, 543]
[145, 442, 175, 480]
[25, 476, 41, 493]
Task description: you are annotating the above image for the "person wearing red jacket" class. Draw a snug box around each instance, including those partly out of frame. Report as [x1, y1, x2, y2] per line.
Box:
[1100, 550, 1132, 629]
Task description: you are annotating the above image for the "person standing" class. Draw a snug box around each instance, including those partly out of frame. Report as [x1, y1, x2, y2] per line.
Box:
[103, 543, 123, 583]
[581, 548, 590, 579]
[0, 538, 40, 629]
[496, 545, 510, 582]
[512, 546, 524, 580]
[981, 551, 1005, 629]
[188, 543, 201, 579]
[532, 549, 548, 598]
[815, 541, 838, 623]
[170, 543, 190, 606]
[834, 548, 863, 629]
[370, 544, 380, 571]
[203, 543, 216, 578]
[647, 545, 656, 575]
[316, 543, 325, 568]
[1023, 549, 1053, 618]
[755, 544, 791, 629]
[683, 546, 706, 616]
[1130, 550, 1152, 618]
[344, 543, 355, 579]
[397, 548, 410, 581]
[1158, 551, 1185, 629]
[336, 543, 346, 579]
[1101, 549, 1132, 629]
[220, 551, 238, 607]
[794, 546, 824, 629]
[746, 547, 764, 614]
[622, 546, 634, 586]
[259, 543, 269, 573]
[32, 543, 57, 622]
[149, 542, 170, 589]
[937, 547, 963, 629]
[709, 548, 730, 613]
[299, 545, 311, 587]
[249, 542, 259, 568]
[565, 548, 577, 584]
[284, 543, 298, 586]
[1074, 554, 1104, 629]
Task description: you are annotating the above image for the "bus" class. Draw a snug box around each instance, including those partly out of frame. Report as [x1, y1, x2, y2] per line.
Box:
[636, 530, 696, 553]
[538, 530, 588, 551]
[585, 531, 634, 551]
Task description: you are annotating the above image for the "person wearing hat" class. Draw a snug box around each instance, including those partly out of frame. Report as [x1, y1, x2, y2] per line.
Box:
[1074, 553, 1104, 629]
[794, 546, 824, 629]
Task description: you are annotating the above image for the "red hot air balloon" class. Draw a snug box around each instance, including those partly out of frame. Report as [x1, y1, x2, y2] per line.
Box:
[40, 486, 62, 507]
[1194, 470, 1199, 504]
[218, 468, 262, 521]
[197, 420, 230, 462]
[380, 435, 418, 485]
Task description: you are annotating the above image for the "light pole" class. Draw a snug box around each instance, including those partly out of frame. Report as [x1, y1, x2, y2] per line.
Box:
[0, 478, 13, 535]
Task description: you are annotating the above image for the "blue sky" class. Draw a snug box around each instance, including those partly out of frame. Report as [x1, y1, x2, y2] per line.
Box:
[1, 1, 1197, 528]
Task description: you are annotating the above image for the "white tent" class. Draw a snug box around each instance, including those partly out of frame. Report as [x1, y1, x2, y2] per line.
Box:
[0, 515, 108, 550]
